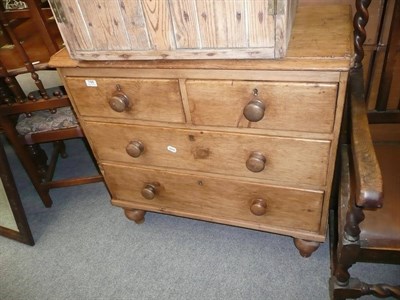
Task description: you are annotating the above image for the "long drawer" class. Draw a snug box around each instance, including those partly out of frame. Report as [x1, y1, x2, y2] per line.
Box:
[86, 122, 331, 186]
[104, 163, 324, 233]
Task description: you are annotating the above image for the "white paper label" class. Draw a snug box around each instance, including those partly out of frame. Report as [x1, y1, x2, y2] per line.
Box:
[167, 145, 177, 153]
[85, 79, 97, 87]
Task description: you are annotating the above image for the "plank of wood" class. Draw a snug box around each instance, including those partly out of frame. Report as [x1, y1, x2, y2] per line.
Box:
[141, 0, 174, 50]
[367, 48, 386, 110]
[195, 0, 217, 48]
[275, 0, 298, 57]
[77, 0, 130, 50]
[67, 48, 277, 60]
[119, 0, 151, 50]
[247, 0, 275, 48]
[55, 0, 93, 52]
[214, 0, 247, 48]
[169, 0, 200, 49]
[275, 13, 288, 59]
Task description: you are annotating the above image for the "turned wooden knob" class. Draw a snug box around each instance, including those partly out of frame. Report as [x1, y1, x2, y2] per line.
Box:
[246, 152, 266, 173]
[109, 85, 130, 112]
[243, 99, 265, 122]
[141, 183, 159, 200]
[250, 198, 267, 216]
[126, 140, 144, 158]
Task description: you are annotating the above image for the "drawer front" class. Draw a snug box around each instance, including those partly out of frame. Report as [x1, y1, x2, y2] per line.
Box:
[186, 80, 338, 133]
[104, 163, 323, 233]
[86, 122, 330, 186]
[65, 77, 185, 123]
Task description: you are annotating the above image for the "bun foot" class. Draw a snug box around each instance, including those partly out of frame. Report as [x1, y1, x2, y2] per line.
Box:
[293, 238, 320, 257]
[124, 209, 146, 224]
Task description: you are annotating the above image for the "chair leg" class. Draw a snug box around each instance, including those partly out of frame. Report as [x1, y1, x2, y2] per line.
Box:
[24, 145, 53, 207]
[54, 140, 67, 158]
[26, 144, 48, 180]
[330, 242, 361, 300]
[16, 144, 53, 207]
[37, 187, 53, 208]
[334, 243, 360, 286]
[22, 148, 53, 207]
[0, 119, 53, 207]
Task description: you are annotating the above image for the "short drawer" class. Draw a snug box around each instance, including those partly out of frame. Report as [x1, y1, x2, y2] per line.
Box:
[104, 163, 324, 233]
[65, 77, 185, 123]
[86, 122, 330, 186]
[185, 80, 338, 133]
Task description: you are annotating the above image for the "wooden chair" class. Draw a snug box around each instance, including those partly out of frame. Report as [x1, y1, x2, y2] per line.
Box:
[0, 1, 103, 208]
[330, 0, 400, 299]
[0, 0, 60, 53]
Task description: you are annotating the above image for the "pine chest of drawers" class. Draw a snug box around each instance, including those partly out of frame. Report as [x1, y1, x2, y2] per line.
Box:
[50, 5, 353, 257]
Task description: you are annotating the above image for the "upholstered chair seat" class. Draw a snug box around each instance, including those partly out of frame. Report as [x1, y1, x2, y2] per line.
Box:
[16, 107, 78, 136]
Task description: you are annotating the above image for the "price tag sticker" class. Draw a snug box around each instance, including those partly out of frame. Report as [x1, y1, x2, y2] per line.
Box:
[85, 79, 98, 87]
[167, 145, 177, 153]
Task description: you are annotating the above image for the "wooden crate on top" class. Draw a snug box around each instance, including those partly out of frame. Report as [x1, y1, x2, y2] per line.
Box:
[49, 0, 298, 60]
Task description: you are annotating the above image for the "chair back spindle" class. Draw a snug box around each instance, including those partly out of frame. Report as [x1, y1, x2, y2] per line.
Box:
[0, 62, 26, 103]
[353, 0, 372, 69]
[0, 8, 48, 99]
